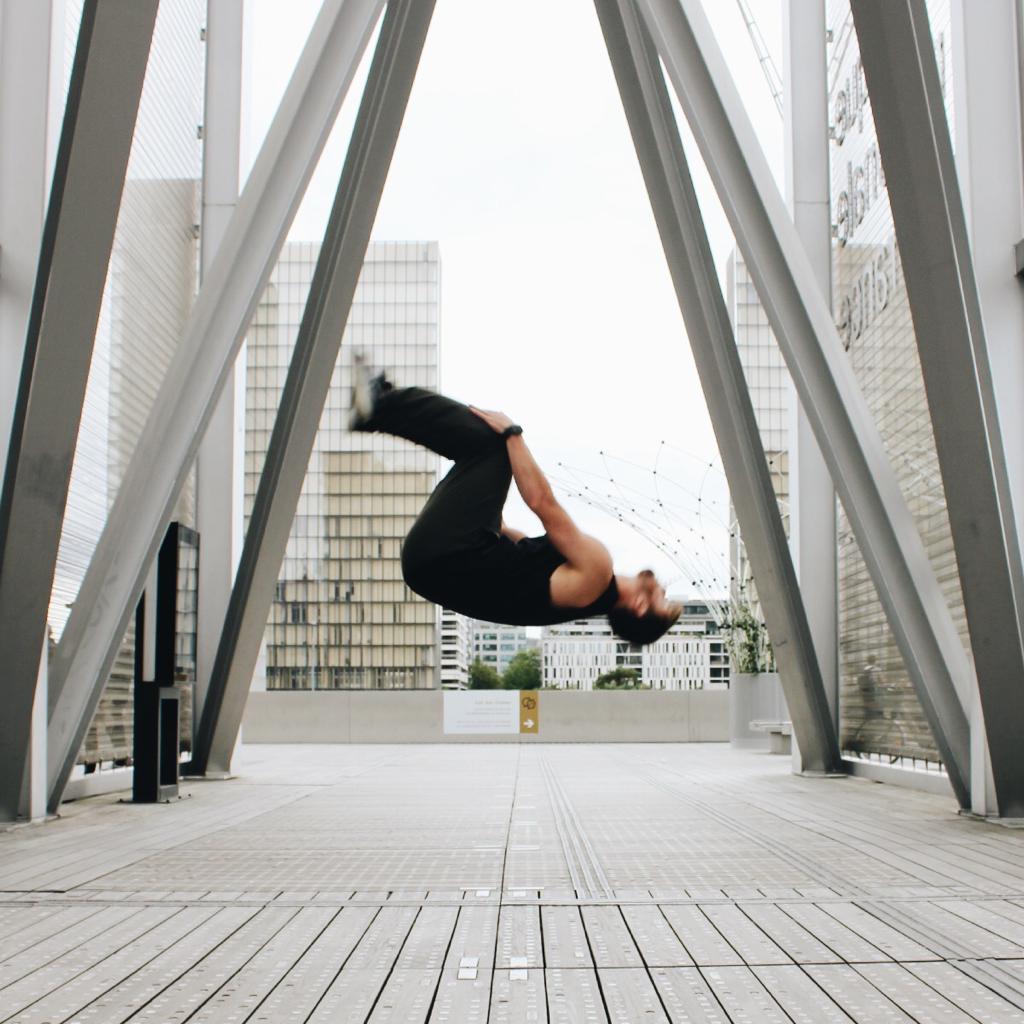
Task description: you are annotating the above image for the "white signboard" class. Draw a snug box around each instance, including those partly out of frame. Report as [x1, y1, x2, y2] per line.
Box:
[444, 691, 519, 734]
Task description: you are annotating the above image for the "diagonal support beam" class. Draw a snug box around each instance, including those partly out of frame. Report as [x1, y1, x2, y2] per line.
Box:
[190, 0, 437, 776]
[852, 0, 1024, 817]
[46, 0, 386, 812]
[0, 0, 158, 822]
[594, 0, 841, 772]
[635, 0, 974, 805]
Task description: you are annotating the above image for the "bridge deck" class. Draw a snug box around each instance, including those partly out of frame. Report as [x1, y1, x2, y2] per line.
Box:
[2, 743, 1024, 1022]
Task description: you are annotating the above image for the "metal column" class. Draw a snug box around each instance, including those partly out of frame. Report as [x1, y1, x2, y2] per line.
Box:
[47, 0, 386, 812]
[636, 0, 974, 805]
[0, 1, 158, 821]
[852, 0, 1024, 817]
[0, 0, 53, 465]
[195, 0, 245, 739]
[191, 0, 438, 776]
[594, 0, 841, 772]
[783, 0, 839, 739]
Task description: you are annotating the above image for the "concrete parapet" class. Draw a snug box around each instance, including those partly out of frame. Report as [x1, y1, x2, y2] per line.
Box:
[241, 689, 729, 744]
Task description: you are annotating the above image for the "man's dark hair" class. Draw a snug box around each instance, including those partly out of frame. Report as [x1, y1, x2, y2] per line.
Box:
[607, 603, 682, 646]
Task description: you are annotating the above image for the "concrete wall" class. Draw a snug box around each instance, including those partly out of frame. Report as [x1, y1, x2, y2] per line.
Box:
[242, 690, 729, 744]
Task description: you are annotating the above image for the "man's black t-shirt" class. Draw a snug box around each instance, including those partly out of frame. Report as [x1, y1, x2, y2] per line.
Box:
[403, 530, 618, 626]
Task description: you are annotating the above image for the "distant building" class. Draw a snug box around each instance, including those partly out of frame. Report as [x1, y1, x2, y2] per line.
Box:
[471, 622, 537, 675]
[440, 610, 472, 689]
[247, 241, 441, 689]
[725, 247, 790, 617]
[542, 602, 728, 690]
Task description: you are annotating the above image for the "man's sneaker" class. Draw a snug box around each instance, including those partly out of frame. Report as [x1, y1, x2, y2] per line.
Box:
[348, 354, 389, 430]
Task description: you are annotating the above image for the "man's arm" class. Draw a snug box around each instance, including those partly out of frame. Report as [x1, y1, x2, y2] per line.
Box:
[469, 407, 613, 603]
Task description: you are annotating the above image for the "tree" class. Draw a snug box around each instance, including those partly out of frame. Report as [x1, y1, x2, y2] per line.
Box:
[502, 648, 541, 690]
[469, 658, 502, 689]
[594, 667, 646, 689]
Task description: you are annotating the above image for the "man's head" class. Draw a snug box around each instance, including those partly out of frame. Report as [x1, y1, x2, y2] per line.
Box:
[608, 570, 682, 646]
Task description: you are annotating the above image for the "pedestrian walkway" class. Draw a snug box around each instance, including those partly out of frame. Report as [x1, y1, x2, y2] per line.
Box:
[2, 742, 1024, 1021]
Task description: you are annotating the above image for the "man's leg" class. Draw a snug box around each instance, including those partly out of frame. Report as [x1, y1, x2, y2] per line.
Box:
[401, 446, 514, 598]
[355, 385, 498, 462]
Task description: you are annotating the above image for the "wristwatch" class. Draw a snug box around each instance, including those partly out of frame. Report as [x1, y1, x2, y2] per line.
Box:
[501, 424, 524, 438]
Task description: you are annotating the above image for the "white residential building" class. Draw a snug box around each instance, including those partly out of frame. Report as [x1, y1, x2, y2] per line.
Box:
[440, 610, 472, 689]
[471, 622, 536, 675]
[542, 603, 729, 690]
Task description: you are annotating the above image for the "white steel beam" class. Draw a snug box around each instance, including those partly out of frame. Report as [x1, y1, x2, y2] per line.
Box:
[0, 0, 158, 822]
[852, 0, 1024, 817]
[636, 0, 974, 806]
[783, 0, 839, 741]
[191, 0, 438, 776]
[195, 0, 246, 741]
[47, 0, 386, 812]
[0, 0, 53, 465]
[594, 0, 841, 773]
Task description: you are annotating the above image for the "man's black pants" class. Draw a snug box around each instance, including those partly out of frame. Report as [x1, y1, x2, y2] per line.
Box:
[358, 387, 513, 604]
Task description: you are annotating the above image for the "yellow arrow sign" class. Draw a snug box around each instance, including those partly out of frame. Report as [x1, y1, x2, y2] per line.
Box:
[519, 692, 539, 734]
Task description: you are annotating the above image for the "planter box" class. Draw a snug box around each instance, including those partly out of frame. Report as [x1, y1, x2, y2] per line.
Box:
[729, 672, 787, 749]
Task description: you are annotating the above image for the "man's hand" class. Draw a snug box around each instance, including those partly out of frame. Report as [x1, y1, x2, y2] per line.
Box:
[469, 406, 515, 434]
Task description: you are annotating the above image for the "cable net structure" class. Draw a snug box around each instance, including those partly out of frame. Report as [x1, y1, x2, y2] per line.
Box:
[549, 441, 735, 622]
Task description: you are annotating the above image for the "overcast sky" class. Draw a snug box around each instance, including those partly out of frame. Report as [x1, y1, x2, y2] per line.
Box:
[242, 0, 785, 601]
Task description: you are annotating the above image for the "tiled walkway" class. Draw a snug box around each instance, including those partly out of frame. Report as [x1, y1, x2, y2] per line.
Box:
[2, 743, 1024, 1021]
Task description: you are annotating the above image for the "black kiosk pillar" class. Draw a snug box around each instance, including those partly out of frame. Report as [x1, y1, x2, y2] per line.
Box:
[133, 522, 199, 802]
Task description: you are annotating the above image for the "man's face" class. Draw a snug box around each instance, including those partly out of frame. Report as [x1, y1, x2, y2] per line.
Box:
[632, 569, 668, 616]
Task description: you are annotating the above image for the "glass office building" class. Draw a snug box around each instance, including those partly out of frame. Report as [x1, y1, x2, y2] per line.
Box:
[246, 241, 441, 690]
[828, 0, 968, 762]
[726, 248, 791, 614]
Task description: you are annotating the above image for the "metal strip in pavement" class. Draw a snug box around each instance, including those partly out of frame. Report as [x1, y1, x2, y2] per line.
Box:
[598, 967, 669, 1022]
[248, 906, 377, 1023]
[581, 906, 644, 968]
[396, 907, 459, 970]
[699, 965, 792, 1023]
[0, 905, 142, 988]
[121, 906, 296, 1023]
[906, 961, 1024, 1022]
[854, 963, 984, 1023]
[1, 906, 177, 1020]
[546, 968, 609, 1024]
[738, 903, 842, 964]
[820, 903, 940, 961]
[367, 968, 439, 1023]
[443, 905, 499, 972]
[496, 905, 543, 968]
[753, 965, 855, 1023]
[804, 964, 916, 1023]
[621, 905, 694, 967]
[0, 904, 105, 965]
[343, 906, 417, 972]
[660, 905, 743, 967]
[428, 968, 490, 1024]
[7, 907, 218, 1024]
[541, 906, 594, 968]
[489, 968, 547, 1024]
[649, 966, 731, 1023]
[65, 906, 258, 1024]
[188, 907, 337, 1023]
[699, 904, 792, 966]
[307, 968, 390, 1023]
[778, 903, 891, 963]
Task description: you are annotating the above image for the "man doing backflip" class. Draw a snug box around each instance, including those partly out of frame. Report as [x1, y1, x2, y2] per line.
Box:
[350, 358, 681, 642]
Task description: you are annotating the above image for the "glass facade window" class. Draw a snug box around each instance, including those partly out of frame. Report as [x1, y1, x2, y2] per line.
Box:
[828, 0, 967, 763]
[247, 241, 442, 690]
[52, 1, 206, 764]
